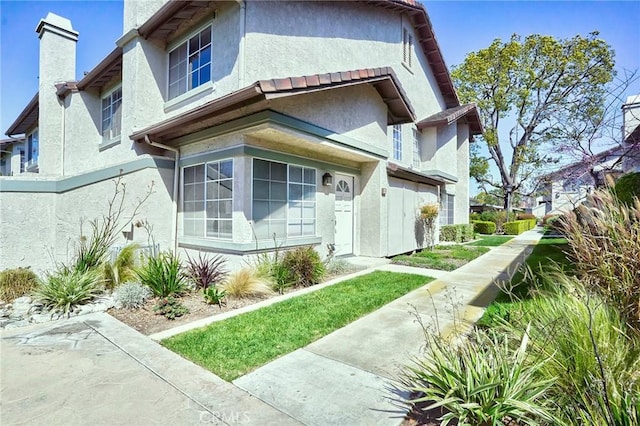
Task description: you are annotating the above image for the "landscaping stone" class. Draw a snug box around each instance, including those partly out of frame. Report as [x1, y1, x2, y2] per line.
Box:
[0, 294, 116, 330]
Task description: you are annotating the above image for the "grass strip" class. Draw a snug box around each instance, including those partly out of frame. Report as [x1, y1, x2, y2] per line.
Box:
[392, 245, 489, 270]
[162, 271, 431, 381]
[477, 238, 571, 327]
[467, 235, 514, 246]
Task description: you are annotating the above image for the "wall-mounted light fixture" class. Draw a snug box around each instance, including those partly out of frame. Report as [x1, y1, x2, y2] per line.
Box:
[322, 172, 333, 186]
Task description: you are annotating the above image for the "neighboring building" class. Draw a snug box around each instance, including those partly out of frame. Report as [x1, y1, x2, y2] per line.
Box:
[1, 0, 481, 273]
[0, 138, 26, 176]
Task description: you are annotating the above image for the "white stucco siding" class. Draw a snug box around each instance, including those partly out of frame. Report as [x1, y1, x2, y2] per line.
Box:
[270, 84, 387, 146]
[123, 0, 168, 33]
[455, 123, 470, 223]
[359, 161, 386, 257]
[0, 167, 174, 275]
[435, 124, 457, 176]
[62, 91, 102, 175]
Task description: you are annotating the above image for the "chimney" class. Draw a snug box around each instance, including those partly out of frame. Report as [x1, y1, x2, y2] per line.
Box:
[35, 13, 78, 175]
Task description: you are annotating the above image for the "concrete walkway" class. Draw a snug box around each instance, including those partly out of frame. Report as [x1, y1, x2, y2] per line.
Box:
[0, 229, 543, 426]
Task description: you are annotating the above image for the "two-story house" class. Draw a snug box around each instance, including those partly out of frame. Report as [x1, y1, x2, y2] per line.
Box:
[1, 0, 481, 273]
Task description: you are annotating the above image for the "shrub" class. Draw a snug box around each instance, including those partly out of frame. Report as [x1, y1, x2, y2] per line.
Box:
[472, 220, 496, 235]
[325, 258, 357, 276]
[516, 213, 536, 220]
[0, 267, 39, 302]
[404, 327, 559, 426]
[34, 269, 103, 315]
[503, 220, 527, 235]
[153, 296, 189, 320]
[559, 189, 640, 330]
[439, 224, 474, 243]
[203, 286, 226, 307]
[136, 251, 187, 298]
[613, 172, 640, 206]
[113, 281, 151, 309]
[419, 203, 439, 220]
[102, 243, 139, 289]
[542, 213, 561, 226]
[185, 252, 227, 289]
[280, 246, 325, 287]
[220, 267, 273, 298]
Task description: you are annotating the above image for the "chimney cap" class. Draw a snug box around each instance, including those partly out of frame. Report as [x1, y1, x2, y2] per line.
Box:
[36, 12, 78, 41]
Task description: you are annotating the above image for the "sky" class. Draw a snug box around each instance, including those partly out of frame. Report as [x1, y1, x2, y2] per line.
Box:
[1, 0, 639, 191]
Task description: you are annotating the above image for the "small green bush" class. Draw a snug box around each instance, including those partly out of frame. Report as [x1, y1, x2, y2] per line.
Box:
[136, 251, 187, 298]
[281, 246, 325, 287]
[473, 220, 497, 235]
[35, 269, 103, 314]
[613, 172, 640, 206]
[440, 224, 474, 243]
[113, 281, 151, 309]
[203, 286, 226, 307]
[503, 220, 527, 235]
[153, 296, 189, 320]
[0, 267, 39, 302]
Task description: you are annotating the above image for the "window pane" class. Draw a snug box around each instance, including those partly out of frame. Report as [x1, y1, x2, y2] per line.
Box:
[304, 168, 316, 184]
[270, 201, 286, 219]
[253, 180, 269, 199]
[219, 160, 232, 179]
[206, 201, 219, 218]
[219, 220, 232, 238]
[271, 220, 286, 239]
[206, 181, 219, 200]
[200, 46, 211, 66]
[289, 202, 302, 220]
[206, 162, 219, 180]
[253, 159, 269, 179]
[253, 200, 269, 221]
[206, 220, 219, 238]
[289, 183, 302, 201]
[189, 34, 199, 56]
[271, 182, 286, 201]
[271, 162, 287, 181]
[220, 200, 232, 218]
[289, 166, 302, 182]
[193, 183, 205, 201]
[219, 180, 232, 199]
[302, 221, 315, 236]
[194, 165, 205, 182]
[288, 223, 302, 237]
[303, 185, 315, 201]
[184, 219, 196, 237]
[253, 220, 270, 240]
[199, 64, 211, 85]
[201, 26, 211, 45]
[184, 166, 195, 184]
[193, 219, 204, 237]
[184, 184, 195, 202]
[302, 205, 315, 219]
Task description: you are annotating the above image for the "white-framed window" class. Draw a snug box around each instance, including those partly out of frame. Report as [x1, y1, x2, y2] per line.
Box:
[412, 128, 421, 168]
[439, 192, 455, 225]
[183, 159, 233, 239]
[168, 25, 212, 100]
[101, 86, 122, 142]
[393, 124, 403, 161]
[26, 129, 38, 168]
[402, 27, 413, 67]
[19, 149, 25, 173]
[252, 159, 317, 240]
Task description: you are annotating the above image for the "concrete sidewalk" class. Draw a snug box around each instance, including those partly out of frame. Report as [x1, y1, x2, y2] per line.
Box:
[1, 229, 543, 426]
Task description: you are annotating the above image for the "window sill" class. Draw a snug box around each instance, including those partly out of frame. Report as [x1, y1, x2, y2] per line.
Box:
[99, 138, 121, 152]
[178, 235, 322, 255]
[164, 82, 215, 113]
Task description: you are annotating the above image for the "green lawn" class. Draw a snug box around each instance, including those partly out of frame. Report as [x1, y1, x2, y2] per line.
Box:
[477, 237, 571, 327]
[392, 245, 489, 271]
[162, 271, 431, 381]
[467, 235, 514, 246]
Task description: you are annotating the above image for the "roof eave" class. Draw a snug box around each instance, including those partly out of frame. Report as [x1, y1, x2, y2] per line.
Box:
[6, 93, 39, 136]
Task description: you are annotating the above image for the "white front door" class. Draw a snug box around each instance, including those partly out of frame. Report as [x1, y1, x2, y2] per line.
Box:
[334, 174, 354, 256]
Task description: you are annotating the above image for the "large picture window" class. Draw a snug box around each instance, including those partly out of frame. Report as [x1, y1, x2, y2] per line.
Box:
[252, 159, 317, 240]
[102, 87, 122, 142]
[183, 159, 233, 239]
[168, 25, 212, 100]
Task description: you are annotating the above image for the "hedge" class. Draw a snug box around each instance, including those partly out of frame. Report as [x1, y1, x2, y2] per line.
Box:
[613, 172, 640, 206]
[472, 220, 497, 235]
[440, 224, 475, 243]
[503, 220, 528, 235]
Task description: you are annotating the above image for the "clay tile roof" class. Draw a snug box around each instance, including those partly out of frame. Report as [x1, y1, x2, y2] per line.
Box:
[417, 103, 483, 135]
[6, 93, 38, 136]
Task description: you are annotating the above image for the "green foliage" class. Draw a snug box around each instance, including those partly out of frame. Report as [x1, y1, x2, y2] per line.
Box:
[153, 296, 189, 320]
[560, 189, 640, 331]
[0, 268, 39, 302]
[185, 252, 227, 290]
[452, 32, 614, 207]
[280, 246, 325, 287]
[503, 220, 528, 235]
[203, 286, 226, 307]
[102, 243, 139, 289]
[163, 272, 430, 381]
[221, 267, 274, 298]
[34, 269, 103, 315]
[439, 224, 474, 242]
[472, 220, 497, 235]
[113, 281, 151, 309]
[404, 328, 559, 426]
[613, 172, 640, 206]
[136, 251, 187, 298]
[467, 235, 513, 247]
[393, 245, 489, 271]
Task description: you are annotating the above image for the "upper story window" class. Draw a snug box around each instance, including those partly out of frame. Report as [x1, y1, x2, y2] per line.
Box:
[412, 128, 421, 168]
[393, 124, 403, 161]
[252, 159, 317, 240]
[402, 27, 413, 68]
[183, 159, 233, 239]
[102, 86, 122, 142]
[27, 129, 38, 168]
[168, 25, 212, 100]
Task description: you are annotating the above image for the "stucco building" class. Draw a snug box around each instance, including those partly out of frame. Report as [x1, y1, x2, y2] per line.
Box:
[1, 0, 481, 273]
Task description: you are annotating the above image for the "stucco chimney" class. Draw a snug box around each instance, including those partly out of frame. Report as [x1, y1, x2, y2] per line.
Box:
[35, 13, 78, 175]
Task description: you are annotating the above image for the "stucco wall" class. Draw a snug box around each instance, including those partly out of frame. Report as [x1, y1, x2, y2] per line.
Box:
[0, 166, 174, 276]
[435, 124, 458, 177]
[455, 123, 470, 223]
